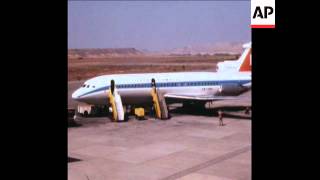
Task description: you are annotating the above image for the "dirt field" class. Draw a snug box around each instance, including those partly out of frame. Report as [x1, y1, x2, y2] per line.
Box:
[68, 55, 239, 81]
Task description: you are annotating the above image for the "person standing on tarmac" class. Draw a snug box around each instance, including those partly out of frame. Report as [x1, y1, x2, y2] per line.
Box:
[245, 107, 250, 115]
[218, 110, 224, 126]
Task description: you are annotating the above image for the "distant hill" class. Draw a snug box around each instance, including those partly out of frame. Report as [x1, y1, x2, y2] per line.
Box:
[68, 48, 143, 58]
[164, 42, 245, 55]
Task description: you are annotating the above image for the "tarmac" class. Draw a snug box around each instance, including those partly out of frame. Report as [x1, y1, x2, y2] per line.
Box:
[68, 81, 251, 180]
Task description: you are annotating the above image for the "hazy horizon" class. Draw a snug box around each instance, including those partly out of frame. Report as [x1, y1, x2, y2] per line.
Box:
[68, 1, 251, 51]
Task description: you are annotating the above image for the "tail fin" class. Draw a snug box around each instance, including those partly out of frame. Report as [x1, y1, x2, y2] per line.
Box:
[237, 42, 251, 72]
[216, 42, 251, 73]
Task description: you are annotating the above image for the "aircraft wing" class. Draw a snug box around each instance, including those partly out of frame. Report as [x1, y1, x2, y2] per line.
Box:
[164, 94, 238, 101]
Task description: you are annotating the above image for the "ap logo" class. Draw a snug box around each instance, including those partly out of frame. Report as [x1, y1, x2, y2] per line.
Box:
[251, 0, 275, 28]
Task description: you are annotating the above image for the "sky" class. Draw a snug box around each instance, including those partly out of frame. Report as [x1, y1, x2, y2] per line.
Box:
[68, 1, 251, 51]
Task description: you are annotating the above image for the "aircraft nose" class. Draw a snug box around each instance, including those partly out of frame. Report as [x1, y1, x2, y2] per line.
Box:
[72, 89, 82, 100]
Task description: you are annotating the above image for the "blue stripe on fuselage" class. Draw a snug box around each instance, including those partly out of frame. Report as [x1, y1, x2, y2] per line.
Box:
[78, 80, 251, 97]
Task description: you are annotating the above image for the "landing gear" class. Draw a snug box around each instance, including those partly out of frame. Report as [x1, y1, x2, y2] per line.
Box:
[183, 102, 206, 110]
[83, 111, 88, 117]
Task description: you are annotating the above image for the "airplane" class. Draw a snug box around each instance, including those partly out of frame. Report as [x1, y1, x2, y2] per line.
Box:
[72, 42, 251, 109]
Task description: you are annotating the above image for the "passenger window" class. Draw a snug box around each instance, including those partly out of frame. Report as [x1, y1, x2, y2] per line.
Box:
[92, 86, 95, 88]
[87, 85, 89, 88]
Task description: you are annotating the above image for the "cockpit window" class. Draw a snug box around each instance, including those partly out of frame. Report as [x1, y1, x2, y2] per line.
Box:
[87, 85, 90, 88]
[92, 86, 95, 88]
[82, 84, 86, 87]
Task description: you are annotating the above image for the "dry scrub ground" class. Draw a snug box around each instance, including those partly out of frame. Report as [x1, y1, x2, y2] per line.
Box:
[68, 55, 239, 81]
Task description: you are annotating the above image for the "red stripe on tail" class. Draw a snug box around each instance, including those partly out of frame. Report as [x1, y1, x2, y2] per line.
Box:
[239, 48, 251, 72]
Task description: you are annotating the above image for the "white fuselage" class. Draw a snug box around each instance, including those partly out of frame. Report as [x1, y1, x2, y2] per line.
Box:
[72, 71, 251, 105]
